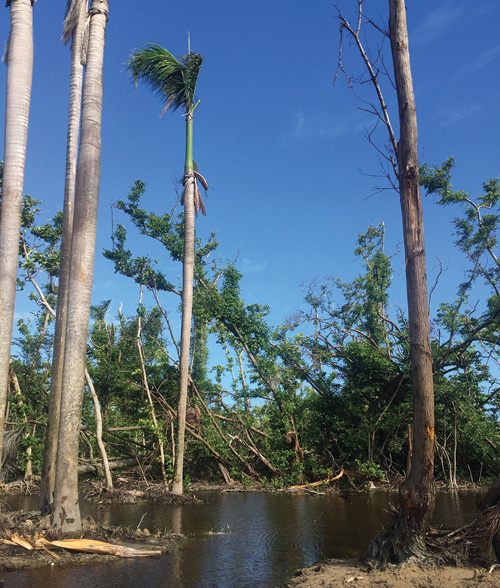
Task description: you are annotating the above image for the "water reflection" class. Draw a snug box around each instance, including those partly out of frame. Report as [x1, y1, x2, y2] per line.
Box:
[0, 488, 485, 588]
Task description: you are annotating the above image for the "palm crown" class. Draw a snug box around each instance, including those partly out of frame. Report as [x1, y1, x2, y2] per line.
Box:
[127, 43, 203, 114]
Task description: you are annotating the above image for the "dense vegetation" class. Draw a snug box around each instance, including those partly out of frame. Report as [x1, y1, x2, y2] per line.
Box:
[4, 159, 500, 490]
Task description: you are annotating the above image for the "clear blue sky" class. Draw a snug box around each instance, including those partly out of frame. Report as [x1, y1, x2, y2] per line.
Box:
[1, 0, 499, 333]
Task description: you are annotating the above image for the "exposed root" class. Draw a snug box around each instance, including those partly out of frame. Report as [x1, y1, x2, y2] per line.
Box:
[427, 504, 500, 566]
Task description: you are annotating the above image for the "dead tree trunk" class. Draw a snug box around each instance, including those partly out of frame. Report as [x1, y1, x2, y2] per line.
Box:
[389, 0, 435, 559]
[335, 0, 435, 562]
[367, 0, 435, 562]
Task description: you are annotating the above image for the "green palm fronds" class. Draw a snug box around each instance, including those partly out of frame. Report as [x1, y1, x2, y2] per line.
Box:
[127, 43, 203, 114]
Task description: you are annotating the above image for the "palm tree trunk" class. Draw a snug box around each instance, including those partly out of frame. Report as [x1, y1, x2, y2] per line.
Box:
[39, 0, 87, 514]
[0, 0, 34, 468]
[171, 113, 196, 495]
[51, 0, 108, 533]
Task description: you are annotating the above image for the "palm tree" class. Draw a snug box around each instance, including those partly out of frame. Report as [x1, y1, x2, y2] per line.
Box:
[127, 43, 204, 495]
[39, 0, 88, 514]
[51, 0, 109, 533]
[0, 0, 34, 467]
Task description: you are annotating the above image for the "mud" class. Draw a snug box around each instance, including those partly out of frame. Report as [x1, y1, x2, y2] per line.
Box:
[285, 558, 500, 588]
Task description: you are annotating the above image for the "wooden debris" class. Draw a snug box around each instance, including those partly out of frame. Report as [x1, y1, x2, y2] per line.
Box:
[287, 470, 345, 490]
[2, 535, 162, 558]
[46, 539, 162, 557]
[9, 534, 34, 550]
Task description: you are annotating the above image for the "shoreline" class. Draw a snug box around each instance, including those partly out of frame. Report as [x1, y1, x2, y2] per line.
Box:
[284, 558, 500, 587]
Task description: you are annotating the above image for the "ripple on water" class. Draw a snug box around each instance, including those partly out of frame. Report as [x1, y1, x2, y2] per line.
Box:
[0, 488, 487, 588]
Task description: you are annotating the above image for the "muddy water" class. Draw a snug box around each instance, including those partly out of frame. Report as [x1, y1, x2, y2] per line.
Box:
[1, 489, 484, 588]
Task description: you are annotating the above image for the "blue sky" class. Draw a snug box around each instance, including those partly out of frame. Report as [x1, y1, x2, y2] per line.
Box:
[1, 0, 499, 335]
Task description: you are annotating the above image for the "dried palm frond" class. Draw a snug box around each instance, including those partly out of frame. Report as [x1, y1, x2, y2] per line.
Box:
[181, 171, 209, 217]
[427, 503, 500, 565]
[193, 170, 209, 191]
[1, 427, 24, 467]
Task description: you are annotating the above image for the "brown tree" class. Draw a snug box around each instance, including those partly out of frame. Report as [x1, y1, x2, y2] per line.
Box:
[336, 0, 435, 561]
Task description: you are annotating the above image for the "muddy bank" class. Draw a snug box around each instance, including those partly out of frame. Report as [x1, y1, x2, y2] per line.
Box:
[285, 559, 500, 588]
[0, 509, 176, 571]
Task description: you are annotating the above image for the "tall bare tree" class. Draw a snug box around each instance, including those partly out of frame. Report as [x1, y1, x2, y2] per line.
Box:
[386, 0, 435, 560]
[51, 0, 109, 533]
[39, 0, 88, 513]
[0, 0, 34, 466]
[336, 0, 435, 561]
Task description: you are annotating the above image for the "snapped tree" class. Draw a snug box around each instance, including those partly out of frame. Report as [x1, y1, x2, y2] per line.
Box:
[336, 0, 435, 561]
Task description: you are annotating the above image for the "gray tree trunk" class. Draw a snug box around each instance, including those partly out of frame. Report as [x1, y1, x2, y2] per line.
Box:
[39, 0, 87, 513]
[51, 0, 108, 533]
[0, 0, 34, 467]
[171, 170, 196, 495]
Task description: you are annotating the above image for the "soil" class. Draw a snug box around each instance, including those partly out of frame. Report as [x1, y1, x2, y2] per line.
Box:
[285, 558, 500, 588]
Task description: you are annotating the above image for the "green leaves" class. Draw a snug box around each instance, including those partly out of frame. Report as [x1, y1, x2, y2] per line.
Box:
[127, 43, 203, 114]
[104, 180, 218, 290]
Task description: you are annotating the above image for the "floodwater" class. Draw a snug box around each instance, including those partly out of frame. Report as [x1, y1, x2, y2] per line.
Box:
[0, 488, 484, 588]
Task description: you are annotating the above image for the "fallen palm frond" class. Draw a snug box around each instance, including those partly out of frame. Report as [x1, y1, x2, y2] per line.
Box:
[9, 533, 33, 550]
[427, 503, 500, 565]
[44, 538, 162, 557]
[1, 533, 162, 558]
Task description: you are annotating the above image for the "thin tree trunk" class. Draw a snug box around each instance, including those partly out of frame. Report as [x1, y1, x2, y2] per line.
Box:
[0, 0, 34, 467]
[9, 365, 33, 481]
[51, 0, 108, 533]
[40, 0, 87, 513]
[136, 287, 168, 486]
[85, 371, 113, 489]
[171, 115, 196, 496]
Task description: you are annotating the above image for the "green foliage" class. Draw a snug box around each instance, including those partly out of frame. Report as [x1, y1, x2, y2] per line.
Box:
[355, 460, 386, 479]
[104, 180, 218, 290]
[11, 155, 500, 486]
[127, 44, 203, 114]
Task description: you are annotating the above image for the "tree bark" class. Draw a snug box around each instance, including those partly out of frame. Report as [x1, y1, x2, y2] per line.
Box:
[369, 0, 435, 561]
[51, 0, 108, 533]
[171, 117, 196, 496]
[0, 0, 33, 468]
[40, 0, 88, 513]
